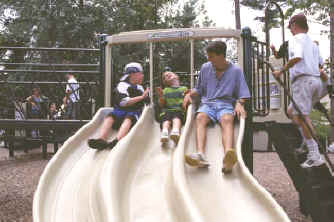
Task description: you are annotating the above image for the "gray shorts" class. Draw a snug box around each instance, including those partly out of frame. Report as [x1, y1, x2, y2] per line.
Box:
[289, 76, 323, 115]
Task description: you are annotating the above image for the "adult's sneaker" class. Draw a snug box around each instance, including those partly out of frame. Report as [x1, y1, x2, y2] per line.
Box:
[185, 152, 209, 167]
[222, 149, 237, 174]
[328, 143, 334, 153]
[300, 154, 325, 168]
[170, 130, 180, 144]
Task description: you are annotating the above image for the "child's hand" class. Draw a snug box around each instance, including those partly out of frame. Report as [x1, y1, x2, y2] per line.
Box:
[142, 88, 150, 99]
[182, 94, 191, 110]
[155, 87, 163, 97]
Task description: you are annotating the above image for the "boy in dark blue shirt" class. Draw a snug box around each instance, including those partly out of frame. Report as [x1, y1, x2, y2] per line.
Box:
[88, 62, 149, 150]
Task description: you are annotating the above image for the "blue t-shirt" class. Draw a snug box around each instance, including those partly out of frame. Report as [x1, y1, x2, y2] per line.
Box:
[194, 62, 250, 105]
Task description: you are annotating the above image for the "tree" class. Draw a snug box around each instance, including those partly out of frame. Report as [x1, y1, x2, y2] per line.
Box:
[234, 0, 241, 30]
[0, 0, 213, 83]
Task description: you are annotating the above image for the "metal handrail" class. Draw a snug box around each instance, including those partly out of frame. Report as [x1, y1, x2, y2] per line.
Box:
[0, 47, 99, 52]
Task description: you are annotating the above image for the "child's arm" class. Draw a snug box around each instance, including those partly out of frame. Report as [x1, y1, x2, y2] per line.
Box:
[122, 88, 149, 107]
[155, 87, 166, 107]
[182, 89, 191, 110]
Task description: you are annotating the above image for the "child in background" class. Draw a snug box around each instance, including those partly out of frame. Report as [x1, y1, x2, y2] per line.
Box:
[156, 71, 189, 145]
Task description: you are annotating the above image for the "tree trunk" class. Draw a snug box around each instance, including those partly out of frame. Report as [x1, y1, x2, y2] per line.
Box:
[329, 6, 334, 143]
[234, 0, 241, 29]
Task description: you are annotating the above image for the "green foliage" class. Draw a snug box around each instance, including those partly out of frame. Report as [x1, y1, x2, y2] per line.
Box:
[310, 103, 330, 140]
[241, 0, 332, 31]
[240, 0, 287, 30]
[0, 0, 214, 82]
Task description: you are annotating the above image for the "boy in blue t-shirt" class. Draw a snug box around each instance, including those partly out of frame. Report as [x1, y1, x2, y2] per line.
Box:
[88, 62, 149, 150]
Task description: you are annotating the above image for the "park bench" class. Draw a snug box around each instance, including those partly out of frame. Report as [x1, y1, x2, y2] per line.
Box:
[0, 119, 89, 159]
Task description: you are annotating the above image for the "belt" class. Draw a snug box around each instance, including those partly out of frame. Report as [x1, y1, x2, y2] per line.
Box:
[291, 74, 319, 84]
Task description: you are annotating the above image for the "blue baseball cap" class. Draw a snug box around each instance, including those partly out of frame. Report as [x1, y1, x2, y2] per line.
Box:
[121, 62, 143, 81]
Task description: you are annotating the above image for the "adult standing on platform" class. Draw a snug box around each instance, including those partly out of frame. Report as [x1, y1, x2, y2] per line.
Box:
[273, 13, 325, 168]
[184, 41, 250, 174]
[65, 72, 80, 119]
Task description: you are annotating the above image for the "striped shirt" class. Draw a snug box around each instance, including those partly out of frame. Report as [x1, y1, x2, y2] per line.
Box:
[161, 86, 188, 114]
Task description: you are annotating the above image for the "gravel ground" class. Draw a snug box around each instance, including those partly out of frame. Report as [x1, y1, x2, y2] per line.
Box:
[0, 144, 333, 222]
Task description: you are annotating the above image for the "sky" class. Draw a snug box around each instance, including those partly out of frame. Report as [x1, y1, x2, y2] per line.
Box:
[201, 0, 330, 60]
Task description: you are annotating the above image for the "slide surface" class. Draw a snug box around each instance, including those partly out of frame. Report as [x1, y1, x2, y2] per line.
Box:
[33, 106, 290, 222]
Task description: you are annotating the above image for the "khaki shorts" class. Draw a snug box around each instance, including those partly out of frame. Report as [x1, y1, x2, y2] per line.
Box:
[289, 76, 323, 115]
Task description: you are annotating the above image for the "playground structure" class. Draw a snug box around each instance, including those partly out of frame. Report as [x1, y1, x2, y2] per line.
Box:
[0, 6, 331, 220]
[32, 27, 292, 221]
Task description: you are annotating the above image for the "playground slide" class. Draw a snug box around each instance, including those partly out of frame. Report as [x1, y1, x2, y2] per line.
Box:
[171, 107, 291, 222]
[34, 105, 290, 222]
[33, 107, 120, 222]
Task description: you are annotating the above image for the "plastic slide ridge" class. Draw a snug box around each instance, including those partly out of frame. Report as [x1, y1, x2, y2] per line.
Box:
[33, 105, 290, 222]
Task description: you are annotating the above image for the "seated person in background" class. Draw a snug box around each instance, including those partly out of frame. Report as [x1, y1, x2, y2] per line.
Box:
[48, 102, 61, 120]
[156, 71, 189, 145]
[88, 62, 149, 150]
[26, 87, 45, 119]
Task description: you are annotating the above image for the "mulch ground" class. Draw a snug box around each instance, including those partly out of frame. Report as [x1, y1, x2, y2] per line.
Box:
[0, 144, 333, 222]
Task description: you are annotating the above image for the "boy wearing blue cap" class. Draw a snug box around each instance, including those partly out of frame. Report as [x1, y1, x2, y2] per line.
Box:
[88, 62, 149, 150]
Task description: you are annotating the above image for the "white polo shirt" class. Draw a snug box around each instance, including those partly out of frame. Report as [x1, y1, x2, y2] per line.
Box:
[288, 33, 320, 81]
[66, 77, 80, 102]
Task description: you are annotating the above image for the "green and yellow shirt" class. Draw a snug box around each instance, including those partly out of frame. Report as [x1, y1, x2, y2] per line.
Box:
[161, 86, 188, 116]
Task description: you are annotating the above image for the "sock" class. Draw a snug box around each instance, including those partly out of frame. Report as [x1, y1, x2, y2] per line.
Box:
[162, 128, 169, 134]
[305, 139, 319, 156]
[171, 128, 180, 133]
[108, 139, 118, 149]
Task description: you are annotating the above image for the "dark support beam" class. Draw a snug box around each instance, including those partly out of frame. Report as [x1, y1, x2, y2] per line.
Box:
[99, 34, 108, 107]
[242, 27, 254, 173]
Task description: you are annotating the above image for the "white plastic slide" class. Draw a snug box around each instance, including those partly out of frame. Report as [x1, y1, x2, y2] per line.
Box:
[33, 105, 290, 222]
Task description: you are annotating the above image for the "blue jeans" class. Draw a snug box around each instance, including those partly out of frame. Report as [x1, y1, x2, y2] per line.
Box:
[196, 101, 234, 123]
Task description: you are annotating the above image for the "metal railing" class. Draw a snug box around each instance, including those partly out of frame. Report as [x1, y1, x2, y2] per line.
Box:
[0, 46, 103, 156]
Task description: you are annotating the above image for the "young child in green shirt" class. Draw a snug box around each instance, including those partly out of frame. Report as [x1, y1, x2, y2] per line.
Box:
[156, 71, 189, 145]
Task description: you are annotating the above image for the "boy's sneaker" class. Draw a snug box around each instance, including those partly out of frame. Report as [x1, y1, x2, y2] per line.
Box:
[88, 138, 109, 150]
[170, 130, 180, 144]
[328, 143, 334, 153]
[160, 131, 169, 143]
[185, 152, 210, 167]
[300, 154, 325, 168]
[222, 149, 238, 174]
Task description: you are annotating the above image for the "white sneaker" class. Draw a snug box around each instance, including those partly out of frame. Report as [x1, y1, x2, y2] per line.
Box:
[170, 130, 180, 144]
[160, 131, 169, 143]
[300, 154, 325, 168]
[328, 143, 334, 153]
[185, 152, 209, 167]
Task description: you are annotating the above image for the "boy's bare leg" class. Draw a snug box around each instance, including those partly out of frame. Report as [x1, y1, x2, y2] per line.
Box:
[162, 120, 171, 132]
[116, 117, 132, 141]
[185, 112, 210, 167]
[220, 114, 234, 152]
[161, 120, 171, 143]
[293, 114, 324, 167]
[170, 117, 182, 144]
[220, 114, 237, 174]
[172, 118, 182, 132]
[292, 115, 314, 139]
[88, 116, 115, 149]
[196, 113, 210, 154]
[99, 116, 115, 141]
